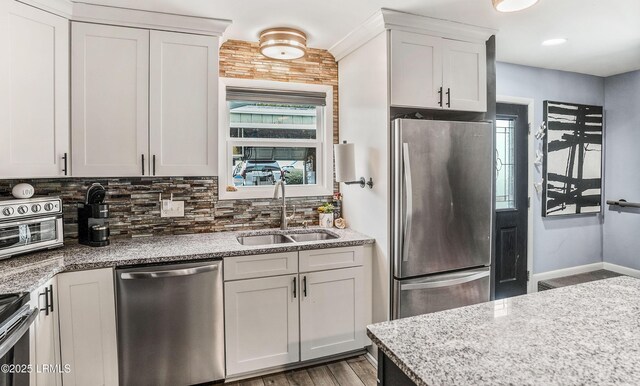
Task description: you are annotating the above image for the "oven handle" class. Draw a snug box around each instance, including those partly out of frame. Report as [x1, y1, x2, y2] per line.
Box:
[0, 216, 60, 229]
[0, 307, 38, 358]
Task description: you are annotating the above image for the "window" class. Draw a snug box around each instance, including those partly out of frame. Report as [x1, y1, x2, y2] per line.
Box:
[495, 117, 516, 209]
[219, 79, 333, 199]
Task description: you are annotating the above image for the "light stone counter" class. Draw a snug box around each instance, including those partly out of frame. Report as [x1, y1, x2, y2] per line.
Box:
[368, 276, 640, 386]
[0, 227, 374, 295]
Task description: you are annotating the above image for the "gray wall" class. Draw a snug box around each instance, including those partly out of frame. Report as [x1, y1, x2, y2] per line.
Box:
[603, 70, 640, 270]
[496, 62, 605, 273]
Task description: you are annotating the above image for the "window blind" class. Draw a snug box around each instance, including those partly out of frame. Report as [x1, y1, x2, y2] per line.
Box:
[226, 87, 327, 106]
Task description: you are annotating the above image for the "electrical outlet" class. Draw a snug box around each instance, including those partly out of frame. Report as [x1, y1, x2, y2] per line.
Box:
[160, 200, 184, 218]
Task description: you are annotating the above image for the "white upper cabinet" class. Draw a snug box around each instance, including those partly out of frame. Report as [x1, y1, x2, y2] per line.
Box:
[71, 22, 149, 177]
[149, 31, 218, 176]
[0, 0, 69, 178]
[443, 39, 487, 112]
[391, 30, 443, 109]
[390, 30, 487, 112]
[72, 24, 219, 177]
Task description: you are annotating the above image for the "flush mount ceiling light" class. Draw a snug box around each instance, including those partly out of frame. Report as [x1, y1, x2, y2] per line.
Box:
[492, 0, 539, 12]
[259, 27, 307, 60]
[542, 38, 568, 46]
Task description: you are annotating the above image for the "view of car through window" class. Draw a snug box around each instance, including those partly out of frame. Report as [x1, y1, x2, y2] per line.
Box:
[229, 101, 320, 187]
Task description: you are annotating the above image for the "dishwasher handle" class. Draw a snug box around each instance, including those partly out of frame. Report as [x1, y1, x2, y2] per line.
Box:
[120, 264, 219, 280]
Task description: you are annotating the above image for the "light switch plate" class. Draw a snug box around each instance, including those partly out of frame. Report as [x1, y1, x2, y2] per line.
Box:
[160, 200, 184, 218]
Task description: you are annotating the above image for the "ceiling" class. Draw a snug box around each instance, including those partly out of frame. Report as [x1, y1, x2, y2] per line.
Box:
[75, 0, 640, 77]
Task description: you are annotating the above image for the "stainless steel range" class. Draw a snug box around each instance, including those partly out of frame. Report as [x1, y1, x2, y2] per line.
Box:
[0, 197, 64, 260]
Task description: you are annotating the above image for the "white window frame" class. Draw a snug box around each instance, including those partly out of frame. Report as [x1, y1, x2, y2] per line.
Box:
[218, 77, 334, 200]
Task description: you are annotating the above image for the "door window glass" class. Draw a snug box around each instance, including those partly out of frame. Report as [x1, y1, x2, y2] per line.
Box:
[495, 118, 516, 209]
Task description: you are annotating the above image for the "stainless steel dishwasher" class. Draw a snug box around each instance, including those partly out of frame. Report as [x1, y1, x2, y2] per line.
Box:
[116, 260, 224, 386]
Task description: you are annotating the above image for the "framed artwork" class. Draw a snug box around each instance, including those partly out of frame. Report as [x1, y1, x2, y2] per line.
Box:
[542, 101, 603, 217]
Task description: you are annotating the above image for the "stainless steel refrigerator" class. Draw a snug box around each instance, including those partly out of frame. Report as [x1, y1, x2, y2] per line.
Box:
[392, 118, 493, 319]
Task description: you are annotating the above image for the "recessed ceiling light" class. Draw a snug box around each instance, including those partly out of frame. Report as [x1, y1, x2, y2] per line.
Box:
[542, 38, 568, 46]
[492, 0, 539, 12]
[259, 28, 307, 60]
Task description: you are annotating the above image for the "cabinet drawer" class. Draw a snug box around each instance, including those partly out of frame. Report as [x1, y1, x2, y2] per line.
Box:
[224, 252, 298, 281]
[299, 246, 363, 272]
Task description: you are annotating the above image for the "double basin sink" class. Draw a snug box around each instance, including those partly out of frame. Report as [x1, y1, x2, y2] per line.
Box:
[237, 229, 339, 246]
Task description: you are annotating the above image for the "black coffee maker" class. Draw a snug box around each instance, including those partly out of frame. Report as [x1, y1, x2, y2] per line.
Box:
[78, 183, 110, 247]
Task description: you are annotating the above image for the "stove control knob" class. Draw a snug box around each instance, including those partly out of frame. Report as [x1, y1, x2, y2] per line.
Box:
[2, 207, 14, 216]
[31, 204, 41, 213]
[44, 203, 54, 211]
[17, 205, 28, 215]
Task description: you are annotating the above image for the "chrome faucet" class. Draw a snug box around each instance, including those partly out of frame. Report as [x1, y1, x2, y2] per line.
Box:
[273, 180, 296, 230]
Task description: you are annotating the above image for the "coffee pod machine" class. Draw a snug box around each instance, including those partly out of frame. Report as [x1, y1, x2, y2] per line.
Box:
[78, 183, 110, 247]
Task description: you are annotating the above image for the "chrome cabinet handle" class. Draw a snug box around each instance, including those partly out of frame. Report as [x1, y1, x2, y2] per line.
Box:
[120, 264, 219, 280]
[438, 87, 443, 107]
[446, 87, 451, 107]
[402, 143, 413, 262]
[400, 270, 490, 291]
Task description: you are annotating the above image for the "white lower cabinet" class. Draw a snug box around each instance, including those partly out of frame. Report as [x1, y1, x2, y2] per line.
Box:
[57, 268, 118, 386]
[224, 247, 371, 377]
[29, 278, 62, 386]
[224, 274, 300, 376]
[299, 267, 367, 361]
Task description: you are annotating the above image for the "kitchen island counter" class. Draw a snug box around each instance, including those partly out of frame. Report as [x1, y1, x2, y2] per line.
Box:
[368, 276, 640, 386]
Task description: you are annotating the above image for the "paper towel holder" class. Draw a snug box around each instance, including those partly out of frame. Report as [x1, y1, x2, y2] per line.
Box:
[334, 141, 374, 189]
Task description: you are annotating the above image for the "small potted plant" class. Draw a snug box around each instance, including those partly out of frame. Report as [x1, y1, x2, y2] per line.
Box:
[317, 203, 335, 228]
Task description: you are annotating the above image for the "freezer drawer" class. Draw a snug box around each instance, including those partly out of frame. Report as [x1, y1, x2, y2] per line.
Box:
[116, 261, 224, 386]
[393, 267, 490, 319]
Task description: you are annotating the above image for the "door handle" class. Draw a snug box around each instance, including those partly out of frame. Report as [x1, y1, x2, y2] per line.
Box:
[400, 269, 490, 291]
[152, 155, 156, 176]
[141, 154, 145, 176]
[120, 264, 219, 280]
[62, 153, 68, 176]
[402, 143, 413, 262]
[303, 276, 307, 297]
[293, 276, 297, 298]
[48, 284, 54, 313]
[446, 87, 451, 107]
[438, 87, 443, 107]
[39, 286, 50, 316]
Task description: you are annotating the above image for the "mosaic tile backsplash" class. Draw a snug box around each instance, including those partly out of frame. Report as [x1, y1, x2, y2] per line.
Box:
[0, 177, 333, 240]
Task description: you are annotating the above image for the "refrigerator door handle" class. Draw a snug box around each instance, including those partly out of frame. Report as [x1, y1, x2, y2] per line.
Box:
[402, 143, 413, 262]
[400, 269, 490, 291]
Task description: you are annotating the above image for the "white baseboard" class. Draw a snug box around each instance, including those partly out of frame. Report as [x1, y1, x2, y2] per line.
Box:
[531, 262, 604, 292]
[603, 262, 640, 278]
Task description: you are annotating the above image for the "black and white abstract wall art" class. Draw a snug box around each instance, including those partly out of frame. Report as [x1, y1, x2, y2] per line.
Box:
[542, 101, 603, 217]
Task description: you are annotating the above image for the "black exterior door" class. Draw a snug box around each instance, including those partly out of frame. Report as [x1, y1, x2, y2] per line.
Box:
[494, 103, 528, 299]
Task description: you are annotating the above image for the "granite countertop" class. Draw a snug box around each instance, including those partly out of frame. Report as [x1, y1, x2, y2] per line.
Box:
[0, 227, 374, 295]
[368, 276, 640, 386]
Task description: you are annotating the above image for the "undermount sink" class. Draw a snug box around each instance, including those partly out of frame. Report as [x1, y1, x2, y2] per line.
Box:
[236, 230, 340, 245]
[236, 234, 294, 246]
[288, 231, 339, 242]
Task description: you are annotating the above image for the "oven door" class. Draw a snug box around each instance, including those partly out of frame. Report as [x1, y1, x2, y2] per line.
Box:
[0, 305, 38, 386]
[0, 217, 63, 260]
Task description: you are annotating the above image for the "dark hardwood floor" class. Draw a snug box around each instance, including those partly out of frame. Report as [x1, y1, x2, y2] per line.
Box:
[226, 355, 377, 386]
